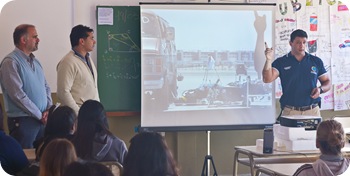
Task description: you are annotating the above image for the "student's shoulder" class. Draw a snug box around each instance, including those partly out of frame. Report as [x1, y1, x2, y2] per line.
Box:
[107, 133, 126, 147]
[0, 131, 21, 147]
[293, 163, 313, 176]
[16, 162, 39, 176]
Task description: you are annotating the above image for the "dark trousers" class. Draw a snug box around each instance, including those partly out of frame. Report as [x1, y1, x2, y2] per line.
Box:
[0, 113, 3, 131]
[8, 116, 44, 149]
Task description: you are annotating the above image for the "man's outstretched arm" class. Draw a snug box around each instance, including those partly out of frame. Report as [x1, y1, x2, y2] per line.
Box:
[262, 42, 279, 83]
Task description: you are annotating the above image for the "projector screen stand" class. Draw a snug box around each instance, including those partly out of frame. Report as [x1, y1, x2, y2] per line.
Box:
[201, 131, 218, 176]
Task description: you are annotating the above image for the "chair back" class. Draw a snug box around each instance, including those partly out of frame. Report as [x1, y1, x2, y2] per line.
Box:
[100, 161, 123, 176]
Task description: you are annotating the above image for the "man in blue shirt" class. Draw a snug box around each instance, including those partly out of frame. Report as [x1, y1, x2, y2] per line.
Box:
[262, 29, 331, 117]
[0, 24, 52, 148]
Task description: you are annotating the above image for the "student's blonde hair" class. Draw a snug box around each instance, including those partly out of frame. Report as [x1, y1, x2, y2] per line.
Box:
[39, 138, 77, 176]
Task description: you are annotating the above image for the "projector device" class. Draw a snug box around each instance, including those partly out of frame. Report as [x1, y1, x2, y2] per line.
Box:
[280, 115, 321, 130]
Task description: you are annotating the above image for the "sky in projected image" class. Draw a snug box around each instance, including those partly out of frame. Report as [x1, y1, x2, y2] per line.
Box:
[147, 9, 273, 51]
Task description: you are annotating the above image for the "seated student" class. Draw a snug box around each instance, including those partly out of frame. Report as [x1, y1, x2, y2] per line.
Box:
[293, 119, 350, 176]
[63, 161, 113, 176]
[123, 132, 180, 176]
[39, 138, 78, 176]
[0, 130, 29, 175]
[18, 106, 76, 176]
[34, 105, 76, 160]
[72, 100, 127, 164]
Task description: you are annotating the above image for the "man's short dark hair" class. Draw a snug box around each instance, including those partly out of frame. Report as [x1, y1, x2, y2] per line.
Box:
[13, 24, 35, 47]
[70, 25, 94, 48]
[290, 29, 308, 42]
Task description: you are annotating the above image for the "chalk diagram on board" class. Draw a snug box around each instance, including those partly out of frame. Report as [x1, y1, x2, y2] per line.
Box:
[102, 31, 141, 80]
[107, 31, 141, 52]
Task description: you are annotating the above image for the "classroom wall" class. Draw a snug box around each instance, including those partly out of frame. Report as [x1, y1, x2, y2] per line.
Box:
[1, 0, 350, 175]
[0, 0, 73, 92]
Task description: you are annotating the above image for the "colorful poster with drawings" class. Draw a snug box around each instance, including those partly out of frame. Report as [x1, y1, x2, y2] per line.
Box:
[274, 0, 297, 98]
[295, 0, 333, 110]
[274, 0, 333, 110]
[330, 2, 350, 110]
[334, 82, 350, 110]
[330, 2, 350, 84]
[320, 85, 334, 110]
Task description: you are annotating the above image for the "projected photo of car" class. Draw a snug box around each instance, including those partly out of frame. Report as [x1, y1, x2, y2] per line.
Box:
[141, 7, 274, 112]
[140, 4, 276, 130]
[141, 11, 182, 111]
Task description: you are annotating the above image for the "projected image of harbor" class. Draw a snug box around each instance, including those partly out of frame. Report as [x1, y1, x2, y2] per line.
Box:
[141, 4, 276, 129]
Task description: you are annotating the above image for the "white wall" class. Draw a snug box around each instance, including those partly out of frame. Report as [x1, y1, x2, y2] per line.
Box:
[0, 0, 73, 92]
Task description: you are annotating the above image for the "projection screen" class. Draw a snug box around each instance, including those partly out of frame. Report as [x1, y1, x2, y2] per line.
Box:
[140, 3, 276, 131]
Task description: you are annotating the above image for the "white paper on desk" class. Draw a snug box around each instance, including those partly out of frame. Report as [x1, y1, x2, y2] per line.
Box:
[98, 7, 113, 25]
[344, 128, 350, 134]
[0, 162, 11, 176]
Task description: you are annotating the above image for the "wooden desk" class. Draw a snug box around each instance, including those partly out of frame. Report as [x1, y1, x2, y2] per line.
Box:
[233, 146, 318, 176]
[23, 149, 36, 161]
[233, 144, 350, 176]
[255, 163, 309, 176]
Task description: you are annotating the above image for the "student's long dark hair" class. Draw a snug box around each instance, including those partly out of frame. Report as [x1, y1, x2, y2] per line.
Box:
[123, 132, 179, 176]
[36, 105, 76, 160]
[72, 100, 111, 160]
[45, 105, 76, 137]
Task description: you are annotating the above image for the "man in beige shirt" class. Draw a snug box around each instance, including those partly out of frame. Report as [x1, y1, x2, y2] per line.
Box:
[57, 25, 99, 115]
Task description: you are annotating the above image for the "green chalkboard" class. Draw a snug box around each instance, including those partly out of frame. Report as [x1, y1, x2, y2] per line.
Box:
[96, 6, 141, 112]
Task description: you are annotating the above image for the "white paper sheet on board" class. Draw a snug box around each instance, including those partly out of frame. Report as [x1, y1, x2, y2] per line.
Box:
[98, 7, 114, 25]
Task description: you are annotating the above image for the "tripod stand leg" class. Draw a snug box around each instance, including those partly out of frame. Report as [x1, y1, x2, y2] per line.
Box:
[210, 156, 218, 176]
[201, 157, 208, 176]
[201, 155, 218, 176]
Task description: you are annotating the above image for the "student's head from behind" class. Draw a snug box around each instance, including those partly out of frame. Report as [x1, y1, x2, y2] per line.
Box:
[316, 119, 345, 155]
[77, 99, 109, 132]
[74, 100, 109, 159]
[63, 161, 113, 176]
[70, 24, 95, 49]
[39, 138, 77, 176]
[123, 132, 179, 176]
[45, 105, 77, 136]
[290, 29, 308, 43]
